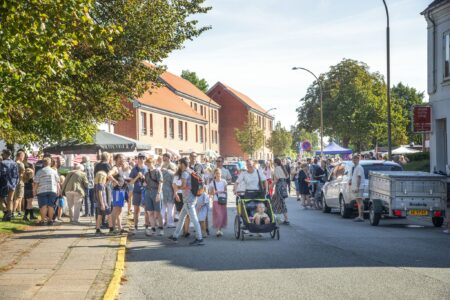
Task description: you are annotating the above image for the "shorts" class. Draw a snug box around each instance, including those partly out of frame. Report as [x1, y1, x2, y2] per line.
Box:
[37, 192, 57, 208]
[144, 190, 161, 212]
[112, 189, 126, 207]
[352, 189, 364, 200]
[56, 196, 65, 208]
[95, 207, 111, 218]
[14, 182, 24, 199]
[132, 191, 144, 206]
[175, 193, 183, 212]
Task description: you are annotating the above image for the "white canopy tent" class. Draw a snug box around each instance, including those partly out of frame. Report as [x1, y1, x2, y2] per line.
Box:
[392, 146, 420, 155]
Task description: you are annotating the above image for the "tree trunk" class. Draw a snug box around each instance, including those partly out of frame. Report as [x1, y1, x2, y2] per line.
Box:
[342, 137, 350, 148]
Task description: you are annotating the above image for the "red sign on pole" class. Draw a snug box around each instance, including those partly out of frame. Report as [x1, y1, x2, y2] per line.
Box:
[412, 105, 432, 133]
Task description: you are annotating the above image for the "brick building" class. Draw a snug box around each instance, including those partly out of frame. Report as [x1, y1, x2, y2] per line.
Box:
[207, 82, 274, 160]
[115, 68, 221, 157]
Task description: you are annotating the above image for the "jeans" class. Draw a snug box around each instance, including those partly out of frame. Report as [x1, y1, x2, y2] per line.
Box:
[84, 188, 95, 216]
[173, 193, 202, 240]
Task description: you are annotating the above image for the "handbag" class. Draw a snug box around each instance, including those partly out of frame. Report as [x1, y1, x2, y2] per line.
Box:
[279, 179, 289, 199]
[213, 180, 227, 205]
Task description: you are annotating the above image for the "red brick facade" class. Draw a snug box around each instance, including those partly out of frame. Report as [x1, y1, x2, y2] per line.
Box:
[208, 84, 248, 158]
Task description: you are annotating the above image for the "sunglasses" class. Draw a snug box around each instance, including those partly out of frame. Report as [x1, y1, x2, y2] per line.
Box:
[138, 157, 145, 160]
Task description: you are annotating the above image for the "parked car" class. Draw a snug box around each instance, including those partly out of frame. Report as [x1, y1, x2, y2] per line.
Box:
[223, 163, 240, 183]
[321, 160, 403, 218]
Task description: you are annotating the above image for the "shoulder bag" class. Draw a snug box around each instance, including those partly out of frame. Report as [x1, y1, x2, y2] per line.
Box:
[213, 180, 227, 205]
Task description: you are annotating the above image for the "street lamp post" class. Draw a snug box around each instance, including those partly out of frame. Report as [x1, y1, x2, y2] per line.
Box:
[292, 67, 324, 157]
[383, 0, 392, 160]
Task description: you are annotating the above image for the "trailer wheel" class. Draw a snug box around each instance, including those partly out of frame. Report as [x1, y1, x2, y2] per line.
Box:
[369, 204, 381, 226]
[432, 217, 444, 228]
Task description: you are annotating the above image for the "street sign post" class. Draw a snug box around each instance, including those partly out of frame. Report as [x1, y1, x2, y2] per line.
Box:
[412, 105, 432, 133]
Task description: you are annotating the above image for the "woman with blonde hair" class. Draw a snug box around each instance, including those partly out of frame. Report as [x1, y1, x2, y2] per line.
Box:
[209, 168, 228, 237]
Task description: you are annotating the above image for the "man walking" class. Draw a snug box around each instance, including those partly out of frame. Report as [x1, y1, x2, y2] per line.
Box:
[14, 150, 26, 217]
[215, 156, 232, 184]
[350, 154, 365, 222]
[129, 153, 148, 232]
[0, 149, 19, 221]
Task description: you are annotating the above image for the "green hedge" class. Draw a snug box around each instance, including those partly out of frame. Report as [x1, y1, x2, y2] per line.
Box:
[405, 152, 429, 162]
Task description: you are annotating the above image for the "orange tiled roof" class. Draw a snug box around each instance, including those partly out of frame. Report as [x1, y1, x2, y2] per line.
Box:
[160, 70, 220, 106]
[220, 83, 267, 114]
[137, 85, 206, 123]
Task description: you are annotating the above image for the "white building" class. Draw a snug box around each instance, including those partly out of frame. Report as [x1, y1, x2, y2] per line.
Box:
[423, 0, 450, 173]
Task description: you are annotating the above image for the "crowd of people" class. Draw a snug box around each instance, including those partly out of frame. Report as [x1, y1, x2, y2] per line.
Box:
[2, 148, 448, 241]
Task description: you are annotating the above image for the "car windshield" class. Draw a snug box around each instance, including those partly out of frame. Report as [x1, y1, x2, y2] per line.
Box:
[362, 164, 402, 178]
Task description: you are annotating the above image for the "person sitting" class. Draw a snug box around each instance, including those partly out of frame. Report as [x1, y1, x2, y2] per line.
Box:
[253, 203, 270, 225]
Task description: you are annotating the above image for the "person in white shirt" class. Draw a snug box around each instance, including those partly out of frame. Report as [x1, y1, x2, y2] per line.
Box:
[215, 157, 232, 184]
[209, 168, 228, 237]
[233, 159, 268, 199]
[349, 154, 365, 222]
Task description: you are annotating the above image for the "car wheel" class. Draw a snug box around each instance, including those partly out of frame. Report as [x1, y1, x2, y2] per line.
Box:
[322, 194, 331, 213]
[369, 204, 381, 226]
[339, 195, 351, 219]
[432, 216, 444, 227]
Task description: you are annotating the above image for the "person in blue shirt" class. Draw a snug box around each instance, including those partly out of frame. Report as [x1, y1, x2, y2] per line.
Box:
[129, 153, 148, 232]
[0, 149, 19, 221]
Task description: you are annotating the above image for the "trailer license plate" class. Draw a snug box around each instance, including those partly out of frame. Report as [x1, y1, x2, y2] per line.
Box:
[409, 210, 429, 216]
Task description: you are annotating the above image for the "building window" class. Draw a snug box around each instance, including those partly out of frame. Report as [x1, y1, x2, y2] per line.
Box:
[140, 112, 147, 135]
[195, 125, 198, 142]
[149, 114, 153, 136]
[445, 32, 450, 78]
[185, 122, 188, 141]
[215, 131, 218, 144]
[204, 126, 207, 142]
[178, 121, 183, 140]
[194, 103, 197, 111]
[263, 117, 266, 130]
[164, 117, 167, 138]
[200, 105, 203, 116]
[214, 110, 217, 123]
[190, 102, 193, 107]
[199, 126, 204, 143]
[169, 118, 174, 139]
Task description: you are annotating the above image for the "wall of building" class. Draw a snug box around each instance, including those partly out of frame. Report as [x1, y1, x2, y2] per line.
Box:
[426, 3, 450, 173]
[135, 108, 210, 155]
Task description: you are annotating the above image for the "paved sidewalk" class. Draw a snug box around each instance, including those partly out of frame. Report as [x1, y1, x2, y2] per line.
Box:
[0, 216, 126, 300]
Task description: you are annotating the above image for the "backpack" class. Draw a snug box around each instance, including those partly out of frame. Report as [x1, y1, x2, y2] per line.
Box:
[190, 171, 205, 196]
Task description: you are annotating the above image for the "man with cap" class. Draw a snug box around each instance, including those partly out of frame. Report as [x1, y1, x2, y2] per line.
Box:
[129, 153, 148, 232]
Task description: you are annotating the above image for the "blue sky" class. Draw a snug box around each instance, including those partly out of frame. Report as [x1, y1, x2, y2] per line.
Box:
[163, 0, 430, 128]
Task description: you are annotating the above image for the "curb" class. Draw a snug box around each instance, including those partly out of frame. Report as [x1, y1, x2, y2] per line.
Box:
[103, 216, 132, 300]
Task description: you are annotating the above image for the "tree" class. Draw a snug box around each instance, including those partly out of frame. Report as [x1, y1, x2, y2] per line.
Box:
[235, 114, 264, 158]
[267, 122, 292, 157]
[296, 58, 408, 152]
[391, 82, 425, 144]
[181, 70, 209, 92]
[0, 0, 210, 145]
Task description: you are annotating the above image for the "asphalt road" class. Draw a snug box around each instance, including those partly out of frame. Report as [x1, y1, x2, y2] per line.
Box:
[119, 190, 450, 300]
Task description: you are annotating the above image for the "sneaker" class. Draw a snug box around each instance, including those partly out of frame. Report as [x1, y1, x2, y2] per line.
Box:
[183, 232, 191, 238]
[47, 220, 54, 226]
[151, 227, 156, 235]
[243, 230, 249, 234]
[17, 211, 22, 217]
[167, 224, 176, 228]
[54, 219, 62, 223]
[167, 235, 178, 243]
[145, 229, 152, 236]
[95, 229, 104, 236]
[23, 215, 30, 221]
[353, 217, 364, 222]
[189, 239, 204, 246]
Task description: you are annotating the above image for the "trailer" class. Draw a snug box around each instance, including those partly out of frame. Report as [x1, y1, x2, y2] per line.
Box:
[368, 171, 447, 226]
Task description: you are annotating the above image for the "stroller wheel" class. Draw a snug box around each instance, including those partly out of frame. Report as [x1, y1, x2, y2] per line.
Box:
[234, 215, 241, 240]
[270, 229, 276, 239]
[241, 230, 245, 241]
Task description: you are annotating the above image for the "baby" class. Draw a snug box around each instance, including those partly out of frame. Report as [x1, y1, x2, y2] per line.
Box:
[253, 203, 270, 225]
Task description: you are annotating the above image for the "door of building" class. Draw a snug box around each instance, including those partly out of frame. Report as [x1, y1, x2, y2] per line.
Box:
[436, 118, 448, 173]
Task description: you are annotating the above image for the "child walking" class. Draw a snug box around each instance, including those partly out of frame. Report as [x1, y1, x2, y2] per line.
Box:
[196, 191, 209, 237]
[94, 171, 112, 235]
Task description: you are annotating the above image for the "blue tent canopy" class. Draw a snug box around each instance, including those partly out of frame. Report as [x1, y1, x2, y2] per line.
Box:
[315, 142, 352, 155]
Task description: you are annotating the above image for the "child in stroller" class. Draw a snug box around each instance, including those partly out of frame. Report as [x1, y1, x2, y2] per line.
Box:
[253, 202, 270, 225]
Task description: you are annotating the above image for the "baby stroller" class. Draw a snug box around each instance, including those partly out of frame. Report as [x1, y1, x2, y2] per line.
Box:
[234, 196, 280, 240]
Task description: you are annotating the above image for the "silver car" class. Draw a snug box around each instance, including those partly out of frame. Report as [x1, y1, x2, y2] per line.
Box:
[321, 160, 403, 218]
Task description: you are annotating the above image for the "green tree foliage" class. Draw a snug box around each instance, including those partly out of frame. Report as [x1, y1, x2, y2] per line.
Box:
[235, 114, 264, 158]
[181, 70, 209, 93]
[0, 0, 210, 145]
[391, 82, 425, 144]
[267, 122, 292, 157]
[296, 59, 408, 152]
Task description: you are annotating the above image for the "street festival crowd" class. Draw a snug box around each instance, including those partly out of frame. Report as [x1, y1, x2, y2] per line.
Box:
[1, 148, 449, 245]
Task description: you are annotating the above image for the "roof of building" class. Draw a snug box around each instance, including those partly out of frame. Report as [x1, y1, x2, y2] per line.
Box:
[137, 85, 206, 123]
[209, 82, 273, 118]
[422, 0, 450, 14]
